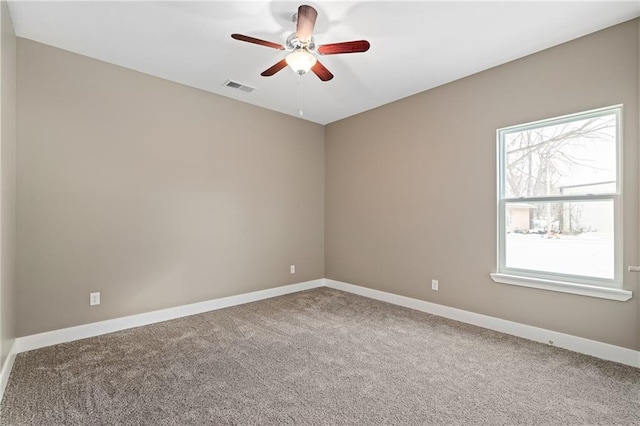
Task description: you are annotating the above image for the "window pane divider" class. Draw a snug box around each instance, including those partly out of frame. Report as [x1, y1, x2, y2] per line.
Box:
[503, 194, 617, 203]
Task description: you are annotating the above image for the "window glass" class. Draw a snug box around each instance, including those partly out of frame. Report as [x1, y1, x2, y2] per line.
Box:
[505, 200, 614, 279]
[503, 114, 617, 198]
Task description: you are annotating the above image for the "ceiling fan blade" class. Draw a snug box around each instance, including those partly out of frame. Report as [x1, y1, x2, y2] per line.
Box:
[317, 40, 371, 55]
[231, 33, 285, 50]
[311, 61, 334, 82]
[261, 59, 288, 77]
[296, 5, 318, 43]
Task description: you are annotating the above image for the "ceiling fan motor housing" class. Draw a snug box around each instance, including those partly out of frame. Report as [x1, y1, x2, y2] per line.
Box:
[286, 32, 315, 51]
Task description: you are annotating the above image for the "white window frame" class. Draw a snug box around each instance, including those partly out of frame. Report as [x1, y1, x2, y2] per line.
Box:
[490, 105, 632, 301]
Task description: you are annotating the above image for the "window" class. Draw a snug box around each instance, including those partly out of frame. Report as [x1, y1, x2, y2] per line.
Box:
[491, 105, 631, 301]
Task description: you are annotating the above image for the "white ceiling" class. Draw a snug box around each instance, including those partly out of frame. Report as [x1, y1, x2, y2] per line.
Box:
[7, 1, 640, 125]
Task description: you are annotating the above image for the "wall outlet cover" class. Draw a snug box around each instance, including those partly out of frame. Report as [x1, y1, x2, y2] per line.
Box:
[90, 292, 101, 306]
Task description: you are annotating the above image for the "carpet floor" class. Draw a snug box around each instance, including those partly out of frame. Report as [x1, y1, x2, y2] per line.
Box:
[1, 287, 639, 425]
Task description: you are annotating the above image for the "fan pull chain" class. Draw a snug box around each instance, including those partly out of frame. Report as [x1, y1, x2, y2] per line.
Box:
[297, 74, 304, 116]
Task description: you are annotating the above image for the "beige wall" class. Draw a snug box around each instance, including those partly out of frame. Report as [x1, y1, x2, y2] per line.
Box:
[0, 0, 16, 366]
[325, 19, 640, 350]
[16, 39, 325, 336]
[13, 18, 640, 352]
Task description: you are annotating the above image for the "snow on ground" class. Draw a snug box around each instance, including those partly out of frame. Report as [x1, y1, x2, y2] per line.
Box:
[506, 232, 613, 279]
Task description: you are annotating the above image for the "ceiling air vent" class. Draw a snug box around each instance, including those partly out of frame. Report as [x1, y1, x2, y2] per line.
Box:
[223, 79, 256, 93]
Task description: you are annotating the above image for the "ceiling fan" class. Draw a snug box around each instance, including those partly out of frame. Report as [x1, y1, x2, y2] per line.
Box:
[231, 4, 370, 82]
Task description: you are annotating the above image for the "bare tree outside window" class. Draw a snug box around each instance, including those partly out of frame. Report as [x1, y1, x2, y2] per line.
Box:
[505, 114, 616, 235]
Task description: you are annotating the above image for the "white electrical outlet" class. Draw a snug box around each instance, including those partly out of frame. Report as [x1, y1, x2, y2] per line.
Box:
[431, 280, 439, 291]
[90, 292, 100, 306]
[290, 265, 296, 274]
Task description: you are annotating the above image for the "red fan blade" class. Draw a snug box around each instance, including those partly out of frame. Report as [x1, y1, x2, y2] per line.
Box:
[231, 33, 285, 50]
[317, 40, 370, 55]
[311, 60, 333, 82]
[261, 59, 288, 77]
[296, 5, 318, 43]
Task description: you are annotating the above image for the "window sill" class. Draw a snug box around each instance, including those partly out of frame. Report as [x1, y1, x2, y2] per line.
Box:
[490, 273, 632, 301]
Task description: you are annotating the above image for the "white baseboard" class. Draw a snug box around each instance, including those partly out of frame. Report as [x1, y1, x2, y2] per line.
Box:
[14, 279, 325, 355]
[0, 340, 18, 403]
[7, 276, 638, 389]
[325, 279, 640, 368]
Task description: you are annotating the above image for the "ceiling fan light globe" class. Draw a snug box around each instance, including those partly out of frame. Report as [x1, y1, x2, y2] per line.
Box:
[286, 50, 317, 74]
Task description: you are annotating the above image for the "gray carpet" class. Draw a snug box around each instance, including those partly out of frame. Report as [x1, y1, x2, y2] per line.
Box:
[1, 287, 639, 425]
